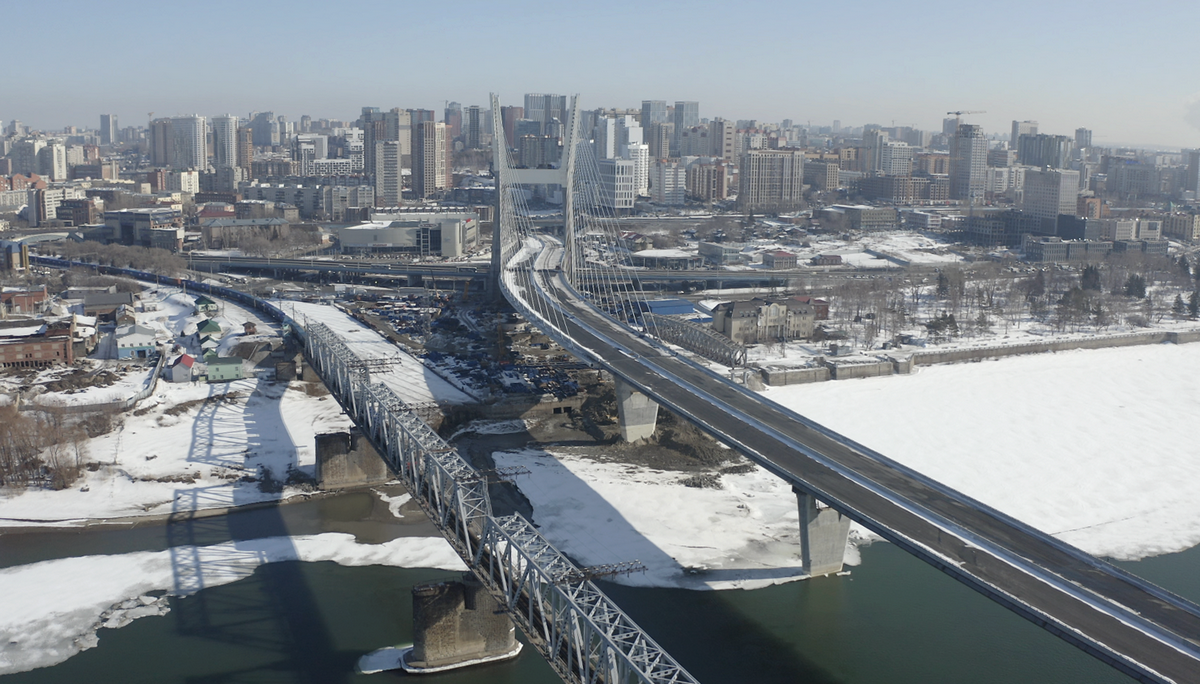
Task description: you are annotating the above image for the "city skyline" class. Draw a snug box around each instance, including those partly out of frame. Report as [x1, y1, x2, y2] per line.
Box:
[4, 0, 1200, 149]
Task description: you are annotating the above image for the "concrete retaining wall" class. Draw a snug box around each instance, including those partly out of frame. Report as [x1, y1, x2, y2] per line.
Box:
[909, 331, 1174, 366]
[828, 360, 894, 380]
[762, 366, 830, 386]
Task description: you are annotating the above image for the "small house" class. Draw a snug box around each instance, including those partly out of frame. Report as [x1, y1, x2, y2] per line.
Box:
[194, 295, 219, 316]
[114, 324, 158, 360]
[243, 321, 257, 335]
[167, 354, 197, 382]
[115, 304, 137, 325]
[206, 356, 243, 383]
[199, 335, 220, 353]
[196, 319, 222, 338]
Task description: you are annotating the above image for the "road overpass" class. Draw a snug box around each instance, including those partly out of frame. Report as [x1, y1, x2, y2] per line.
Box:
[492, 94, 1200, 684]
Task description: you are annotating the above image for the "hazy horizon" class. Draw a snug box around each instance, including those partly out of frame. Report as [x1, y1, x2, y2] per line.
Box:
[6, 0, 1200, 150]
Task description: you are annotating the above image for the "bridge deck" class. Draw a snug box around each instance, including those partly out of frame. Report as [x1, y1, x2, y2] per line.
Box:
[529, 269, 1200, 684]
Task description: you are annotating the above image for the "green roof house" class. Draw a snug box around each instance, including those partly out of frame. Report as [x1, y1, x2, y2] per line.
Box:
[194, 296, 219, 316]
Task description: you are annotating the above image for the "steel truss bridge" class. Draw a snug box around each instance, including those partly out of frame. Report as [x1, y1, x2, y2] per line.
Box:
[489, 94, 1200, 684]
[303, 319, 698, 684]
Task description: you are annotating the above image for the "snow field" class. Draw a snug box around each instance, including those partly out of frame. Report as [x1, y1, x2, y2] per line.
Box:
[0, 534, 466, 675]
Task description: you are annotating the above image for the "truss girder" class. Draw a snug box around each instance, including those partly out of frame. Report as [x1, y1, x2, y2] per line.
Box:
[303, 315, 698, 684]
[643, 314, 747, 367]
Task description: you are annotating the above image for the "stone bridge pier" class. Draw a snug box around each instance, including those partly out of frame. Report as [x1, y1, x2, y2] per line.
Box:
[614, 377, 658, 442]
[795, 487, 853, 577]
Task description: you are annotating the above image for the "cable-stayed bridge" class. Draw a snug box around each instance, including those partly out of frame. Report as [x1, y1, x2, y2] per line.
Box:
[488, 93, 1200, 684]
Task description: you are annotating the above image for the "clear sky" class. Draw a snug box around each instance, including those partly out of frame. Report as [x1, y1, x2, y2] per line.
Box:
[6, 0, 1199, 149]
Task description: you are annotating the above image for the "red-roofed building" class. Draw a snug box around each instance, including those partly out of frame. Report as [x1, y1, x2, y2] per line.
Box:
[167, 354, 198, 383]
[762, 251, 797, 269]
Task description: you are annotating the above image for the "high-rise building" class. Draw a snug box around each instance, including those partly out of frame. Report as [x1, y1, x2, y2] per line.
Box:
[950, 124, 987, 201]
[1011, 120, 1038, 147]
[374, 140, 403, 206]
[300, 115, 312, 134]
[625, 143, 649, 197]
[598, 158, 635, 211]
[499, 106, 523, 148]
[38, 143, 67, 181]
[739, 149, 805, 213]
[1075, 127, 1092, 150]
[649, 160, 686, 205]
[1023, 167, 1081, 222]
[647, 122, 672, 160]
[385, 108, 412, 169]
[249, 111, 279, 147]
[686, 162, 728, 201]
[358, 107, 387, 177]
[413, 121, 448, 199]
[444, 102, 462, 141]
[1184, 149, 1200, 196]
[149, 119, 172, 167]
[672, 101, 699, 152]
[1018, 134, 1074, 169]
[100, 114, 118, 146]
[10, 139, 45, 174]
[641, 100, 667, 126]
[466, 106, 482, 150]
[709, 118, 736, 163]
[236, 127, 254, 175]
[524, 94, 567, 136]
[862, 129, 888, 174]
[169, 115, 208, 170]
[211, 115, 239, 170]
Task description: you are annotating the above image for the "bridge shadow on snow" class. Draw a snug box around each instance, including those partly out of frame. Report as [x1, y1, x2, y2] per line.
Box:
[166, 376, 343, 684]
[459, 423, 840, 684]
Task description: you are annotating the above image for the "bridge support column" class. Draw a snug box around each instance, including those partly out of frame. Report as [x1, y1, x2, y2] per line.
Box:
[795, 487, 852, 577]
[404, 574, 521, 672]
[315, 429, 389, 490]
[615, 377, 658, 442]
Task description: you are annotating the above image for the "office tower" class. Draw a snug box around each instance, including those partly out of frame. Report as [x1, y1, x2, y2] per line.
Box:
[236, 127, 254, 175]
[444, 102, 462, 140]
[1011, 120, 1038, 147]
[249, 111, 279, 147]
[950, 124, 986, 201]
[641, 100, 667, 126]
[524, 93, 567, 135]
[409, 109, 435, 124]
[413, 121, 448, 199]
[211, 115, 239, 170]
[385, 108, 412, 168]
[100, 114, 118, 145]
[300, 115, 312, 133]
[1017, 134, 1075, 169]
[672, 101, 699, 151]
[598, 158, 635, 211]
[374, 141, 403, 206]
[499, 106, 523, 148]
[149, 119, 172, 167]
[647, 122, 672, 159]
[1075, 127, 1092, 149]
[467, 106, 482, 150]
[880, 141, 914, 176]
[1023, 168, 1081, 221]
[738, 148, 805, 213]
[358, 107, 387, 176]
[169, 115, 207, 170]
[593, 117, 617, 159]
[710, 118, 736, 163]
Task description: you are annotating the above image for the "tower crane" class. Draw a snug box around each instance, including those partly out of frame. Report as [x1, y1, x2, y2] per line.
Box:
[946, 110, 985, 133]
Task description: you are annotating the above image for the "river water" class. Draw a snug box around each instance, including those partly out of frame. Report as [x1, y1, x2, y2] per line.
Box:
[3, 487, 1196, 684]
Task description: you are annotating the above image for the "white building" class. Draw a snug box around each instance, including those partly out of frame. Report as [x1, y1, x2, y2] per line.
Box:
[598, 158, 635, 211]
[341, 210, 480, 257]
[650, 160, 686, 205]
[170, 115, 208, 171]
[38, 142, 68, 181]
[624, 142, 649, 197]
[1022, 167, 1080, 221]
[166, 170, 200, 194]
[211, 115, 239, 170]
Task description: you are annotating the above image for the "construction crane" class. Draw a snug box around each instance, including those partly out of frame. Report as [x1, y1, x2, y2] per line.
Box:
[946, 110, 986, 133]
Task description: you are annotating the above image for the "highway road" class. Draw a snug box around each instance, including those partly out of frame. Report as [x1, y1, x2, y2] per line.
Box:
[510, 257, 1200, 684]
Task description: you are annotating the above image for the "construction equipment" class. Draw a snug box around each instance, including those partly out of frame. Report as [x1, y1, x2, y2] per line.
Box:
[946, 110, 986, 133]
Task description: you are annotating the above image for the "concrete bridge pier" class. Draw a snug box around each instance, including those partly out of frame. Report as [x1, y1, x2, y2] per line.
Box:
[315, 429, 390, 489]
[615, 377, 658, 442]
[404, 575, 521, 671]
[795, 487, 852, 577]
